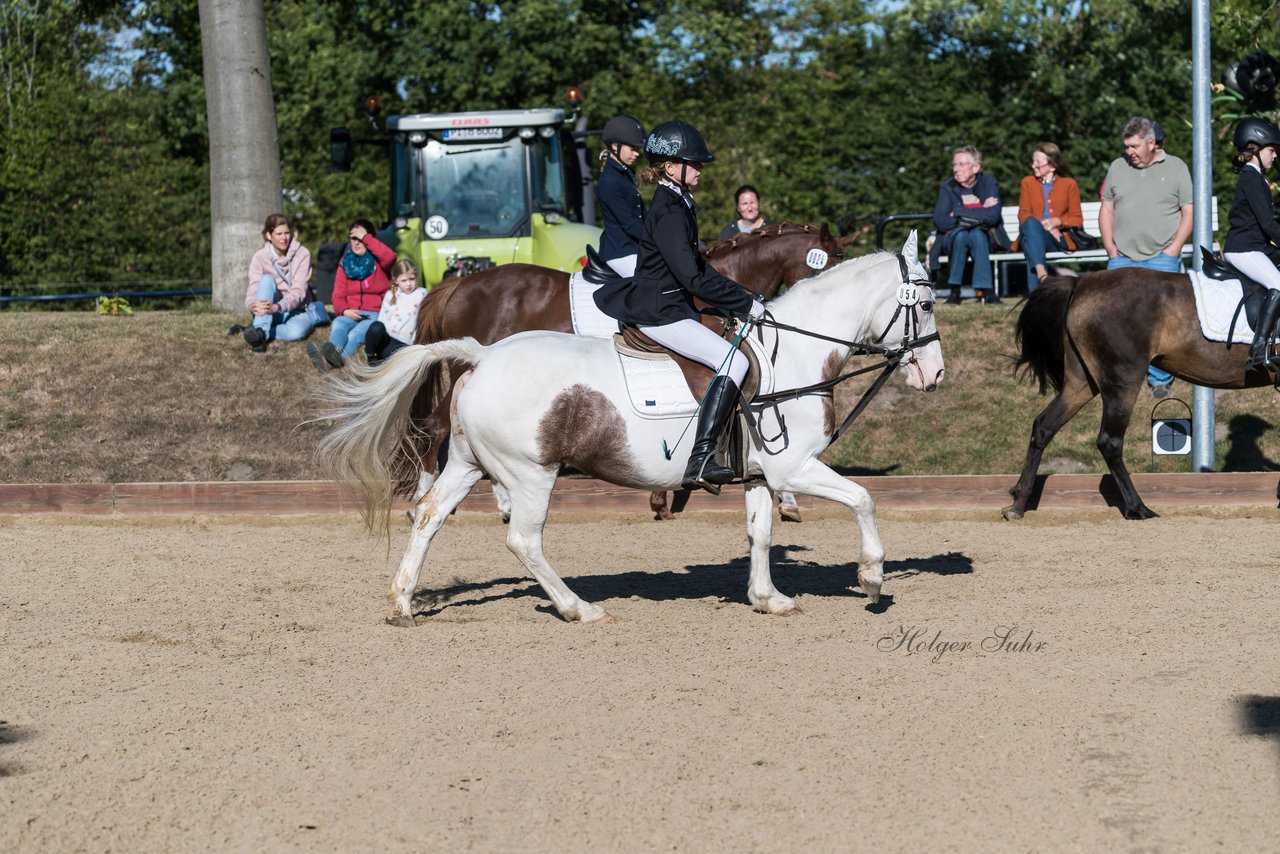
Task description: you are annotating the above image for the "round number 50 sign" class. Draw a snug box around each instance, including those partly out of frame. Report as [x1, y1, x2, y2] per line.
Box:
[425, 215, 450, 240]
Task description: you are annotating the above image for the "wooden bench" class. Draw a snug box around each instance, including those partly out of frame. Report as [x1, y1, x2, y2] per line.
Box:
[875, 199, 1219, 297]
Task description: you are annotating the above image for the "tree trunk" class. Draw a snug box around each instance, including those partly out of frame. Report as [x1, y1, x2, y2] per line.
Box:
[198, 0, 281, 310]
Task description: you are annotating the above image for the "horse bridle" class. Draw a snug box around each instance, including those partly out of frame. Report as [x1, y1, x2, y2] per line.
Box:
[747, 253, 940, 447]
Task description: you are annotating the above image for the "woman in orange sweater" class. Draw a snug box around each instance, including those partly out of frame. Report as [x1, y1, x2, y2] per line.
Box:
[1012, 142, 1084, 292]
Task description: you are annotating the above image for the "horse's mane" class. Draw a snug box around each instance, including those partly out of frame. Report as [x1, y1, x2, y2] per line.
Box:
[415, 275, 467, 343]
[703, 221, 823, 258]
[767, 249, 896, 310]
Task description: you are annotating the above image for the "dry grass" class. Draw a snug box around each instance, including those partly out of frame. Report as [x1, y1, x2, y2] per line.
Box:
[0, 308, 330, 483]
[0, 304, 1277, 484]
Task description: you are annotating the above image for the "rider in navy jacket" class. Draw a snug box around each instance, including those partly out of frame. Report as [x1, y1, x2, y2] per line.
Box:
[597, 115, 647, 276]
[594, 120, 763, 494]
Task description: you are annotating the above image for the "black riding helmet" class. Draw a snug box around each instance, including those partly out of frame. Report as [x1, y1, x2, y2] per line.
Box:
[644, 120, 715, 164]
[1234, 116, 1280, 150]
[602, 115, 646, 150]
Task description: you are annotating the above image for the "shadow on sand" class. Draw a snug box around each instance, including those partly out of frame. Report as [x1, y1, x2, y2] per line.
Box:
[0, 720, 31, 778]
[410, 546, 973, 619]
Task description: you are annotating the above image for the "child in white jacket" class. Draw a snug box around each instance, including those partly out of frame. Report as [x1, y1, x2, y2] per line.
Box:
[364, 259, 427, 366]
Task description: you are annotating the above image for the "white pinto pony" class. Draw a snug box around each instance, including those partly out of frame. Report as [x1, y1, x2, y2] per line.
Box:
[317, 233, 945, 625]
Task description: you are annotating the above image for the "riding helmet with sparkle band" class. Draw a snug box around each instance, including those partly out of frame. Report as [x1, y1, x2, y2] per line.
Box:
[1233, 116, 1280, 151]
[602, 115, 646, 150]
[644, 120, 715, 164]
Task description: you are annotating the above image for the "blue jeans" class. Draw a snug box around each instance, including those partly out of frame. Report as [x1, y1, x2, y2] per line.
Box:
[944, 228, 992, 289]
[1018, 218, 1067, 292]
[252, 274, 315, 341]
[1107, 252, 1183, 386]
[328, 311, 379, 358]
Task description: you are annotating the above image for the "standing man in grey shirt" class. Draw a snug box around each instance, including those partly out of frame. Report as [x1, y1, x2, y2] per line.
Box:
[1099, 116, 1194, 398]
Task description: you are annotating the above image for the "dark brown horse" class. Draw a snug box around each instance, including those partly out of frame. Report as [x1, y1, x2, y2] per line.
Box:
[399, 222, 851, 520]
[1006, 269, 1278, 520]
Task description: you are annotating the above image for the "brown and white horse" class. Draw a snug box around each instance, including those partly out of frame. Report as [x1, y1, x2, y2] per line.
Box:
[399, 222, 851, 524]
[317, 234, 945, 624]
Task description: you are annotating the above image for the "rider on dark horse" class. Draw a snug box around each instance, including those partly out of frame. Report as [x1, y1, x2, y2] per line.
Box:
[1224, 116, 1280, 371]
[594, 120, 766, 494]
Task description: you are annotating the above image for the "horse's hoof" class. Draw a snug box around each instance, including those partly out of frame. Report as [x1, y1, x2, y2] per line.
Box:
[1001, 505, 1024, 521]
[581, 609, 614, 624]
[779, 505, 803, 523]
[753, 597, 801, 615]
[1124, 506, 1159, 521]
[859, 574, 882, 603]
[654, 509, 674, 521]
[385, 614, 416, 628]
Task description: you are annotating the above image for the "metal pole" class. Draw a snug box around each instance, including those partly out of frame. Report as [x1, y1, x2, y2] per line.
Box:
[1191, 0, 1216, 472]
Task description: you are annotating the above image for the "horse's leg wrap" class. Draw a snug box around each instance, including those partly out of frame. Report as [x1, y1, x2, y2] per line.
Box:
[1247, 289, 1280, 371]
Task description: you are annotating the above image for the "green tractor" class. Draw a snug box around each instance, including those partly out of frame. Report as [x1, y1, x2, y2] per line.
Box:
[330, 93, 602, 288]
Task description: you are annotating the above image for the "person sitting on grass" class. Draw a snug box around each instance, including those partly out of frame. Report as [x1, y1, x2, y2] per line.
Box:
[242, 213, 315, 353]
[359, 259, 425, 368]
[306, 219, 394, 371]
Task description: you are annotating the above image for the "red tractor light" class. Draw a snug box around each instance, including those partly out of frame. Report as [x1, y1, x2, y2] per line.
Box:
[565, 86, 583, 106]
[363, 95, 383, 116]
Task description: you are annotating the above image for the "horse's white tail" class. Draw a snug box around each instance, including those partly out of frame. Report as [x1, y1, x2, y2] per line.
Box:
[313, 338, 484, 530]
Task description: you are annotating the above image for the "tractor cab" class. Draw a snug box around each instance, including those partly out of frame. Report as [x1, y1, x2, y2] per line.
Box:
[333, 104, 600, 288]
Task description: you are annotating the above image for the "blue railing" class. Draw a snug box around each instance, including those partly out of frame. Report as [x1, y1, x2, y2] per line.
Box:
[0, 281, 212, 305]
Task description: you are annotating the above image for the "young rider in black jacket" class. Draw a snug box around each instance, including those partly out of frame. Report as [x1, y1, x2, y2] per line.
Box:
[1223, 117, 1280, 370]
[594, 120, 766, 493]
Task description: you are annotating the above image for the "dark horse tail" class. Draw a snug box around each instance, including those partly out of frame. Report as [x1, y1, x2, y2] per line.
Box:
[1013, 276, 1078, 395]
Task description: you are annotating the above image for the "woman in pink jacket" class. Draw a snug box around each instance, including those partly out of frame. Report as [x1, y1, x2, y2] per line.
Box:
[243, 214, 315, 352]
[307, 218, 395, 370]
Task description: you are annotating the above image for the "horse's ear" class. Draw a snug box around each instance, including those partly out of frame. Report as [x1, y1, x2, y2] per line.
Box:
[819, 222, 832, 241]
[902, 230, 920, 260]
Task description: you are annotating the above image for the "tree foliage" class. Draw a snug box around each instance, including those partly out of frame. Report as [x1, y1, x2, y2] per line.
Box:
[3, 0, 1280, 290]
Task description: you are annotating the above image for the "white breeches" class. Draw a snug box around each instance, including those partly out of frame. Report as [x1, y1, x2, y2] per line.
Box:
[607, 255, 637, 277]
[638, 318, 748, 386]
[1225, 251, 1280, 291]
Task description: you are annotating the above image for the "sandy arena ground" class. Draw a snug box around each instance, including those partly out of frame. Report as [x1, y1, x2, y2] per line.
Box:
[2, 505, 1279, 852]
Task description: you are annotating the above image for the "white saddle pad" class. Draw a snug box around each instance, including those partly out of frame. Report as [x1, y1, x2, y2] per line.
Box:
[1189, 270, 1254, 344]
[613, 333, 776, 421]
[569, 272, 621, 339]
[615, 349, 699, 419]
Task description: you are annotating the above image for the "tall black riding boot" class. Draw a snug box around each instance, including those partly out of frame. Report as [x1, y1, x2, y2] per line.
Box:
[1247, 289, 1280, 371]
[681, 376, 740, 495]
